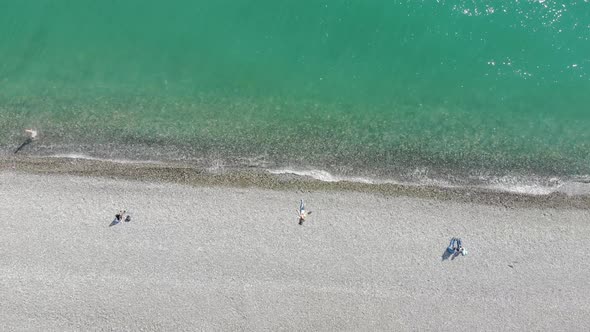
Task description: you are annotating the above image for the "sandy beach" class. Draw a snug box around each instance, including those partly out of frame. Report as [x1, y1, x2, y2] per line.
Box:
[0, 170, 589, 331]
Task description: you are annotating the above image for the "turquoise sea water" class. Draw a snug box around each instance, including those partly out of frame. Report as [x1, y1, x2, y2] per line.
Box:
[1, 1, 589, 184]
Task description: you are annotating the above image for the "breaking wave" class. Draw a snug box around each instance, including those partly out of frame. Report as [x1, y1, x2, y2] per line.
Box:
[27, 154, 590, 197]
[267, 167, 590, 197]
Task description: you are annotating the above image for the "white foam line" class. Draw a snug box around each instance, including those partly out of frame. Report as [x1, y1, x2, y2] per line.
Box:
[267, 167, 464, 189]
[267, 168, 377, 184]
[39, 158, 585, 196]
[267, 168, 571, 196]
[483, 184, 557, 196]
[46, 154, 160, 165]
[479, 175, 563, 196]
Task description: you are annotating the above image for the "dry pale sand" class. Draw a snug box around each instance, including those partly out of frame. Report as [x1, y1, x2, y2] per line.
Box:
[0, 171, 589, 331]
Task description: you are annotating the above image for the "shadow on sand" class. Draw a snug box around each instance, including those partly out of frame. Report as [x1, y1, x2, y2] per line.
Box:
[109, 218, 120, 227]
[441, 248, 453, 261]
[14, 138, 32, 154]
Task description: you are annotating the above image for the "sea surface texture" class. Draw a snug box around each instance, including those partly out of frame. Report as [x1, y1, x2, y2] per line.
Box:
[1, 1, 589, 188]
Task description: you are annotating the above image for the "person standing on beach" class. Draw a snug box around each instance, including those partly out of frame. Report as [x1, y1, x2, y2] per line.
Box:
[25, 129, 38, 140]
[14, 128, 38, 154]
[297, 199, 312, 225]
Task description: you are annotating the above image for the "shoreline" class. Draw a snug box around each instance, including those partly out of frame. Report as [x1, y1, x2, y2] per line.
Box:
[1, 155, 589, 209]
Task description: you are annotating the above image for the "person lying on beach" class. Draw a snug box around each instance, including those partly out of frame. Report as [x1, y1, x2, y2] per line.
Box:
[297, 199, 312, 225]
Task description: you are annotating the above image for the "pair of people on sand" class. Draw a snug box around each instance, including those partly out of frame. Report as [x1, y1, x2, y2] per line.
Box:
[447, 237, 467, 257]
[114, 210, 131, 224]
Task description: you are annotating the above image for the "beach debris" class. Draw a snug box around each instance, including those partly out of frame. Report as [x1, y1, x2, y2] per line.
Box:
[297, 199, 312, 225]
[14, 128, 39, 154]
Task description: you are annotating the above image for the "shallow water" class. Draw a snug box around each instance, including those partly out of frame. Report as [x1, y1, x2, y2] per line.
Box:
[1, 1, 589, 190]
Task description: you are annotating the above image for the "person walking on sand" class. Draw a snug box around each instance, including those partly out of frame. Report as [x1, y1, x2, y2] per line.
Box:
[297, 199, 312, 225]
